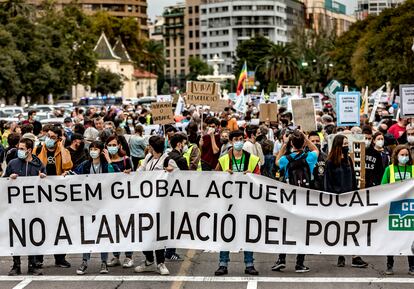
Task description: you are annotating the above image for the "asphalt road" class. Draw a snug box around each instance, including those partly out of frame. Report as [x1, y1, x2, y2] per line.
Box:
[0, 250, 413, 289]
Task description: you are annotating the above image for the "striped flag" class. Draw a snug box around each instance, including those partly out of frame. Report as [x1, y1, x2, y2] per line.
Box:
[236, 61, 247, 96]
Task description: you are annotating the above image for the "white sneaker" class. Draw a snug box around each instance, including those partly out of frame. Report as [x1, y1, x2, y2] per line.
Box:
[134, 261, 157, 273]
[157, 263, 170, 275]
[123, 257, 134, 268]
[107, 257, 121, 267]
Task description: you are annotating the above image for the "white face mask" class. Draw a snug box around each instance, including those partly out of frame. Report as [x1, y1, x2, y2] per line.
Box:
[182, 145, 189, 153]
[365, 139, 371, 147]
[375, 140, 384, 148]
[408, 136, 414, 144]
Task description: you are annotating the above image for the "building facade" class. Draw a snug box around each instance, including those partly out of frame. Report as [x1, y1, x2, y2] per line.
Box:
[301, 0, 356, 35]
[28, 0, 149, 37]
[199, 0, 305, 74]
[355, 0, 405, 20]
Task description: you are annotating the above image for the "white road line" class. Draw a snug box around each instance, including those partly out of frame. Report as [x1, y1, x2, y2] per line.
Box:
[246, 280, 257, 289]
[12, 279, 32, 289]
[0, 276, 413, 283]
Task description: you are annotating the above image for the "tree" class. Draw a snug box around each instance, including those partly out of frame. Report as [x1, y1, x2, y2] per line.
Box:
[160, 81, 170, 95]
[142, 40, 166, 75]
[186, 56, 212, 81]
[91, 68, 124, 96]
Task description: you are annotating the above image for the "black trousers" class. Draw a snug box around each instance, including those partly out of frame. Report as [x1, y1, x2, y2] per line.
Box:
[387, 255, 414, 267]
[144, 249, 165, 264]
[13, 256, 36, 266]
[278, 254, 305, 266]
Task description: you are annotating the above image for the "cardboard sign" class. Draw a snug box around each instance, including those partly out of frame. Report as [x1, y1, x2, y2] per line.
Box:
[400, 84, 414, 117]
[291, 98, 316, 132]
[151, 102, 174, 125]
[350, 141, 366, 189]
[210, 99, 228, 112]
[259, 103, 278, 122]
[336, 92, 360, 127]
[186, 81, 220, 105]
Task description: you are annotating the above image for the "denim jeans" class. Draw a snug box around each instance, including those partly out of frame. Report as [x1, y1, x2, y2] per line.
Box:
[113, 252, 133, 259]
[219, 251, 254, 267]
[82, 252, 108, 262]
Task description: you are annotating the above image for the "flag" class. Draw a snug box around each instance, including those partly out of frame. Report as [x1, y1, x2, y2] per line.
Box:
[234, 90, 247, 113]
[360, 86, 368, 115]
[368, 85, 385, 123]
[260, 89, 265, 104]
[236, 61, 247, 96]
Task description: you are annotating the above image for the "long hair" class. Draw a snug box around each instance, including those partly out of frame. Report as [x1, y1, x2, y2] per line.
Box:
[391, 145, 413, 166]
[89, 140, 106, 164]
[105, 134, 126, 157]
[328, 134, 347, 167]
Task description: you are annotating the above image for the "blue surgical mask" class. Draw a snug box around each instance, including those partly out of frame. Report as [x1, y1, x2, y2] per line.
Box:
[17, 149, 28, 160]
[89, 151, 100, 159]
[45, 137, 56, 149]
[107, 146, 119, 155]
[233, 141, 244, 151]
[398, 155, 409, 165]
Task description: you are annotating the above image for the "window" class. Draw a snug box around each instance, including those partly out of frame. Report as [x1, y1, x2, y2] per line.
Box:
[201, 8, 206, 14]
[189, 18, 193, 26]
[195, 6, 199, 13]
[181, 48, 185, 56]
[190, 43, 194, 50]
[189, 30, 193, 38]
[188, 6, 193, 14]
[180, 37, 185, 46]
[180, 59, 185, 67]
[196, 43, 200, 49]
[196, 30, 199, 37]
[166, 49, 170, 57]
[195, 18, 199, 26]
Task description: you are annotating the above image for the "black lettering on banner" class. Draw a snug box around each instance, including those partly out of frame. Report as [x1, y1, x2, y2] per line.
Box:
[177, 212, 195, 240]
[306, 220, 322, 245]
[170, 211, 175, 240]
[171, 180, 185, 197]
[54, 217, 72, 245]
[281, 188, 296, 205]
[349, 191, 364, 207]
[156, 213, 168, 241]
[70, 184, 83, 201]
[319, 193, 333, 207]
[220, 212, 236, 242]
[80, 216, 95, 245]
[343, 221, 360, 246]
[234, 181, 247, 198]
[186, 180, 198, 197]
[115, 214, 135, 243]
[8, 186, 20, 204]
[111, 182, 124, 199]
[96, 215, 114, 244]
[363, 219, 377, 246]
[9, 219, 26, 247]
[140, 181, 153, 198]
[213, 213, 218, 242]
[206, 181, 220, 198]
[306, 190, 318, 206]
[38, 185, 52, 202]
[222, 181, 233, 199]
[29, 218, 45, 247]
[139, 213, 154, 242]
[335, 194, 347, 207]
[55, 185, 67, 202]
[324, 221, 340, 246]
[266, 186, 278, 203]
[23, 186, 35, 203]
[282, 218, 296, 245]
[246, 215, 261, 243]
[250, 183, 262, 200]
[196, 212, 210, 241]
[366, 190, 379, 206]
[265, 216, 279, 244]
[156, 180, 168, 197]
[86, 183, 102, 201]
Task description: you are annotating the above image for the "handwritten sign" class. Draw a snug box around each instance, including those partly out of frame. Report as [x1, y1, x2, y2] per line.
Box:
[186, 81, 220, 105]
[259, 103, 278, 122]
[291, 98, 316, 132]
[151, 102, 174, 125]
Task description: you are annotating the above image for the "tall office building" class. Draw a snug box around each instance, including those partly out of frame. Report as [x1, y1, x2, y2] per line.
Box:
[28, 0, 149, 37]
[199, 0, 305, 74]
[355, 0, 405, 20]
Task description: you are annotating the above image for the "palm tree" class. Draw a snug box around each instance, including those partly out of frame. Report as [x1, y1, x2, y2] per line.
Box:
[263, 44, 300, 86]
[142, 39, 165, 75]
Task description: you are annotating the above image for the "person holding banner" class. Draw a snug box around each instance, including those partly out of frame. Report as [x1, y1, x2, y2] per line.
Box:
[73, 141, 120, 275]
[381, 144, 414, 275]
[214, 129, 260, 276]
[4, 138, 46, 276]
[324, 135, 369, 268]
[135, 136, 178, 275]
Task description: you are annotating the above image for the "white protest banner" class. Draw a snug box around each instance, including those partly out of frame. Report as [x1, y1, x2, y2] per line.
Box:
[336, 92, 360, 127]
[234, 91, 247, 114]
[369, 85, 385, 123]
[186, 81, 220, 106]
[151, 102, 174, 125]
[2, 172, 414, 256]
[291, 98, 316, 132]
[156, 95, 172, 103]
[400, 84, 414, 117]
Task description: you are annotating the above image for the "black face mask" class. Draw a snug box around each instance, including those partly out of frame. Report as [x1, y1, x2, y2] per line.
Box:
[281, 119, 289, 126]
[221, 138, 229, 144]
[315, 144, 321, 151]
[342, 146, 349, 156]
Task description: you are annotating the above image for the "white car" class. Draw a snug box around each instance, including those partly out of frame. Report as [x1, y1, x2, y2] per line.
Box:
[28, 105, 57, 113]
[0, 106, 24, 118]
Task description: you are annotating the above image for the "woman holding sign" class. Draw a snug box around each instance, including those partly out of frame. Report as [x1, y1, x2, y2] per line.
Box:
[381, 145, 414, 275]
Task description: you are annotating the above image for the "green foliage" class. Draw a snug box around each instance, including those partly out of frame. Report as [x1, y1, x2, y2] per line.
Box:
[161, 82, 171, 95]
[186, 57, 213, 81]
[90, 68, 124, 96]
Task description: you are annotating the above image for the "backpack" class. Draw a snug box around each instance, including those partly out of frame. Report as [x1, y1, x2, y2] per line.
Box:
[146, 154, 170, 170]
[285, 152, 311, 188]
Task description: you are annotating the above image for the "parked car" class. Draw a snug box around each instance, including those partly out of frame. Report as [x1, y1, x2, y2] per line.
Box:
[0, 106, 24, 118]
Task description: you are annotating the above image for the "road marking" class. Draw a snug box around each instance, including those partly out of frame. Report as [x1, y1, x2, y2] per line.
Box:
[170, 249, 197, 289]
[12, 279, 32, 289]
[246, 280, 257, 289]
[0, 276, 413, 283]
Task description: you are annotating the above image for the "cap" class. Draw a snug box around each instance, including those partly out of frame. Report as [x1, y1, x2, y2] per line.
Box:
[22, 133, 36, 143]
[64, 117, 72, 123]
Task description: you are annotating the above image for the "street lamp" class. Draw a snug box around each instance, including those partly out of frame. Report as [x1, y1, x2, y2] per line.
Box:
[412, 37, 414, 53]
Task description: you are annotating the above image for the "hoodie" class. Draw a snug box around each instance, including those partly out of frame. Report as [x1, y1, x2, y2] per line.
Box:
[4, 155, 46, 177]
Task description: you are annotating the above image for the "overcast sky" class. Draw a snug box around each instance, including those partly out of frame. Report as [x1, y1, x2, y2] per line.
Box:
[147, 0, 358, 21]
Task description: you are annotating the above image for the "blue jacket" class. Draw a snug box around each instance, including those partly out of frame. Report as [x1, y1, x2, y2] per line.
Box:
[74, 160, 120, 175]
[4, 155, 46, 177]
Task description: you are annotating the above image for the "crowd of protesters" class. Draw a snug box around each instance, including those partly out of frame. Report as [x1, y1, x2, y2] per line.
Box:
[1, 100, 413, 277]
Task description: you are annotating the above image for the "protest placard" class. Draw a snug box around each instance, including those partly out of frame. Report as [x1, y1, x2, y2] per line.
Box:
[336, 92, 360, 126]
[156, 95, 172, 103]
[151, 102, 174, 125]
[210, 99, 228, 112]
[186, 81, 220, 106]
[259, 103, 278, 122]
[350, 141, 366, 189]
[399, 84, 414, 117]
[291, 98, 316, 132]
